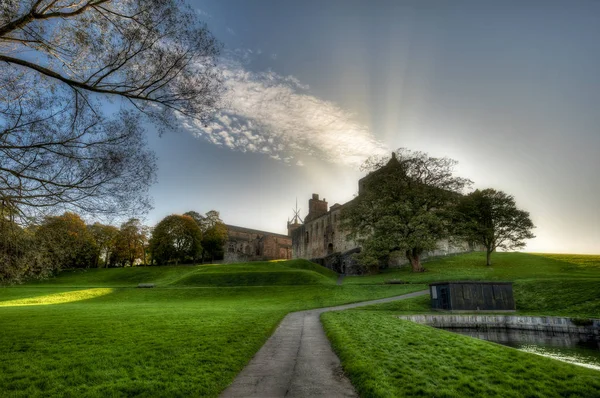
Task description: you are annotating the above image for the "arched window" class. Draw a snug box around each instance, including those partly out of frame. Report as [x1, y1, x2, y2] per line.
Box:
[327, 243, 334, 255]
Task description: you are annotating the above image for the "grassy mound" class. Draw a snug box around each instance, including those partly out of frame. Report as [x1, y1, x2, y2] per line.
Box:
[20, 259, 337, 288]
[172, 270, 332, 286]
[169, 260, 336, 287]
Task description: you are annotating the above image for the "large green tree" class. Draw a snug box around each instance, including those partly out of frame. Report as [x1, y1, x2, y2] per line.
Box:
[342, 149, 470, 273]
[202, 221, 227, 263]
[35, 212, 98, 269]
[149, 215, 202, 265]
[456, 188, 535, 266]
[0, 199, 49, 283]
[88, 222, 119, 268]
[184, 210, 227, 262]
[111, 218, 147, 267]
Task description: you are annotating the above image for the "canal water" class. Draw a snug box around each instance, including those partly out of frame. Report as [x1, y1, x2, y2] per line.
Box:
[447, 328, 600, 370]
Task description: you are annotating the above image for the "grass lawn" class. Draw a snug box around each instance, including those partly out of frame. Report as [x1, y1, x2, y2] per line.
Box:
[340, 252, 600, 318]
[343, 252, 600, 285]
[2, 253, 600, 397]
[322, 311, 600, 397]
[0, 260, 423, 397]
[322, 252, 600, 397]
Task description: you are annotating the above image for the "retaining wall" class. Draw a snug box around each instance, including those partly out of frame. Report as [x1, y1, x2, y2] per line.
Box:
[398, 315, 600, 336]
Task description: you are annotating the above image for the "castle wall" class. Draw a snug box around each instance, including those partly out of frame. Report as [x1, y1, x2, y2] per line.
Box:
[224, 225, 292, 263]
[291, 205, 357, 261]
[292, 168, 480, 274]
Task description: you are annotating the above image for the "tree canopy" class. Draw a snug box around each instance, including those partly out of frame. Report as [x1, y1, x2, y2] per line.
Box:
[184, 209, 227, 262]
[456, 188, 535, 266]
[88, 222, 119, 268]
[0, 0, 222, 218]
[342, 149, 471, 273]
[149, 214, 202, 265]
[35, 212, 97, 269]
[111, 218, 148, 267]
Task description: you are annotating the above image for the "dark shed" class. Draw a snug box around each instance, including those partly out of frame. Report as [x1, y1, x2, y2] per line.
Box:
[429, 281, 515, 312]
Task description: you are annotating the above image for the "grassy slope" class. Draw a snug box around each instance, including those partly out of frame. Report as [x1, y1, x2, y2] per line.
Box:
[341, 252, 600, 317]
[323, 312, 600, 397]
[322, 252, 600, 397]
[0, 260, 422, 397]
[21, 259, 338, 288]
[3, 253, 599, 397]
[343, 252, 600, 284]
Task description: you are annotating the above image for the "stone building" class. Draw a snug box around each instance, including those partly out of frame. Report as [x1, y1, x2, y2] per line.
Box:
[291, 154, 474, 274]
[224, 224, 292, 263]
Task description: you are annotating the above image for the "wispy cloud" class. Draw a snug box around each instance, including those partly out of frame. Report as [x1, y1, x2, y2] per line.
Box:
[180, 52, 389, 168]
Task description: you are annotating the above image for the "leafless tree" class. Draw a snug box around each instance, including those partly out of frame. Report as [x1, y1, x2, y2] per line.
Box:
[0, 0, 223, 219]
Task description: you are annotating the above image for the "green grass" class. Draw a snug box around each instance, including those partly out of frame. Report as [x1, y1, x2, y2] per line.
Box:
[321, 251, 600, 397]
[341, 252, 600, 318]
[20, 259, 337, 288]
[343, 252, 600, 285]
[2, 253, 600, 397]
[0, 260, 423, 397]
[354, 279, 600, 318]
[322, 311, 600, 397]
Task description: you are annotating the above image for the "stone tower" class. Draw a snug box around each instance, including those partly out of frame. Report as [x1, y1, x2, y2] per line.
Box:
[305, 193, 328, 223]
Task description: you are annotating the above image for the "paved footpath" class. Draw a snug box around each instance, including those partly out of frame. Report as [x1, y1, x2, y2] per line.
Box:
[220, 290, 428, 398]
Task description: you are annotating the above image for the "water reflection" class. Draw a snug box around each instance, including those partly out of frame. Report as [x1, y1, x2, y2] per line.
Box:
[445, 328, 600, 371]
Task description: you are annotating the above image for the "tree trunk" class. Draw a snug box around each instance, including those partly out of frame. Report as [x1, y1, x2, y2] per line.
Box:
[406, 248, 425, 272]
[486, 249, 492, 266]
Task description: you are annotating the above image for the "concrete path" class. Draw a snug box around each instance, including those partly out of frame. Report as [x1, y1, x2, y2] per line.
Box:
[220, 290, 428, 398]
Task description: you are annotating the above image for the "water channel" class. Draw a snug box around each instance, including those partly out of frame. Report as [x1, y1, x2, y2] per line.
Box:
[445, 327, 600, 371]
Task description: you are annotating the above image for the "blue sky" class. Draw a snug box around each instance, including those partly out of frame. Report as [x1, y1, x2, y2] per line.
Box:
[146, 0, 600, 254]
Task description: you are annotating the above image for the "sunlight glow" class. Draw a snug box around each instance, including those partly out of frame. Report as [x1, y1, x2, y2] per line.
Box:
[0, 288, 115, 307]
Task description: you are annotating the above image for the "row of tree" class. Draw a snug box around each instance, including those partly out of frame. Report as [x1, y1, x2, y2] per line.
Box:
[342, 149, 535, 273]
[0, 208, 228, 283]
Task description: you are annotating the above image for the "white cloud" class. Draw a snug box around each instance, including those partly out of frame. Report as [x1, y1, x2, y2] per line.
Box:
[195, 9, 212, 18]
[182, 54, 389, 169]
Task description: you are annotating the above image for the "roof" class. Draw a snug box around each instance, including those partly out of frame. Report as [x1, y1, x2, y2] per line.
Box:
[225, 224, 290, 240]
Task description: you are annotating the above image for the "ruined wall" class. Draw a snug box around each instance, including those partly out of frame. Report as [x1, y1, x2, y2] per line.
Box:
[291, 192, 479, 274]
[224, 225, 292, 263]
[291, 203, 357, 261]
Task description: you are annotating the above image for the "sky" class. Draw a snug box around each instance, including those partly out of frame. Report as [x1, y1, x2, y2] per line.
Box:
[145, 0, 600, 254]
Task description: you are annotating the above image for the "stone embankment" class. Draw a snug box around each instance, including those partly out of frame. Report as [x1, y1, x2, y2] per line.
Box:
[398, 315, 600, 336]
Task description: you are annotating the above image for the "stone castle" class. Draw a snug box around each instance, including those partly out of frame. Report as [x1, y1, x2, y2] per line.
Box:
[288, 154, 474, 274]
[223, 224, 292, 263]
[222, 153, 474, 273]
